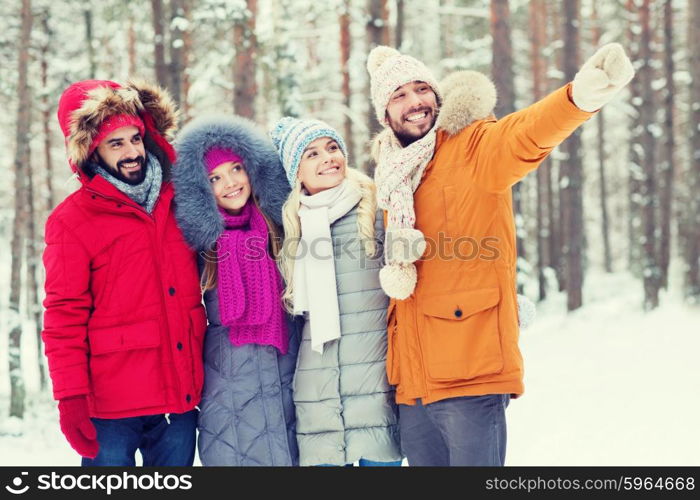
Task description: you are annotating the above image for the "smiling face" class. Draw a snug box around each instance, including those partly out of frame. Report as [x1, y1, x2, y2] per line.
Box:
[208, 160, 251, 214]
[385, 81, 439, 147]
[296, 137, 346, 195]
[94, 125, 147, 184]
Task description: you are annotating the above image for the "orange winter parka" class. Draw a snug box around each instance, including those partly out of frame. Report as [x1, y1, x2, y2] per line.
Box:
[383, 76, 594, 406]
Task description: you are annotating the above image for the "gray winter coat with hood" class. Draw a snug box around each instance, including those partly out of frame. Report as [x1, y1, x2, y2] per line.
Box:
[292, 176, 402, 466]
[172, 114, 300, 466]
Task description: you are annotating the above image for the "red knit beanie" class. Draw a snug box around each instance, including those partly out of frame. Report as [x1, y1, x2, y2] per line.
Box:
[89, 113, 146, 156]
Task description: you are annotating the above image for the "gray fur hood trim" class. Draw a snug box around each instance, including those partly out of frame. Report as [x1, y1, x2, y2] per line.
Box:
[172, 114, 289, 251]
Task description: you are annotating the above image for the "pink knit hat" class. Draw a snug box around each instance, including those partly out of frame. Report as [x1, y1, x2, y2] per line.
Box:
[90, 113, 145, 156]
[204, 148, 244, 172]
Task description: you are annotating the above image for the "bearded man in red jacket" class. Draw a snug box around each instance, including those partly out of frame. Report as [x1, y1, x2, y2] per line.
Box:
[42, 79, 207, 466]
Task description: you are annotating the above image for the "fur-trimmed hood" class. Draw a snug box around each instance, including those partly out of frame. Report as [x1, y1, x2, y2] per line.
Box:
[434, 70, 497, 135]
[172, 114, 290, 252]
[56, 79, 179, 175]
[371, 70, 497, 158]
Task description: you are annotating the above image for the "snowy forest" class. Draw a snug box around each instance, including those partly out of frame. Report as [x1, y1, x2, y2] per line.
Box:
[1, 0, 699, 465]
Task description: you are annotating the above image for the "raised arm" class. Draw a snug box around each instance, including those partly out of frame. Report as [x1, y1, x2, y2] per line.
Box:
[470, 43, 634, 193]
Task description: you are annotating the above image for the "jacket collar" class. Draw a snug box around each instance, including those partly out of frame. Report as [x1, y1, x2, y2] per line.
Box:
[83, 173, 173, 214]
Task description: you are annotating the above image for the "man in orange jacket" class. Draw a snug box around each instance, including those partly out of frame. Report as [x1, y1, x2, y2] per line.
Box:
[367, 44, 634, 465]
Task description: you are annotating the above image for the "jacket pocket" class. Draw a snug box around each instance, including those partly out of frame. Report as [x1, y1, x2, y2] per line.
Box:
[188, 305, 207, 398]
[420, 287, 504, 381]
[386, 300, 400, 385]
[88, 320, 165, 412]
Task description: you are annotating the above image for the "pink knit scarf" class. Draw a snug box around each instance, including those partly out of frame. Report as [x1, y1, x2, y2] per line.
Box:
[216, 200, 287, 354]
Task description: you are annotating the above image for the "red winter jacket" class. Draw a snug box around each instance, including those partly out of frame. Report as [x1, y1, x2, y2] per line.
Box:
[42, 80, 206, 419]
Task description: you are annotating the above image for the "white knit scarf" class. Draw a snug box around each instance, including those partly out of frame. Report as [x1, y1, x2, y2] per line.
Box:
[374, 124, 437, 232]
[294, 179, 362, 354]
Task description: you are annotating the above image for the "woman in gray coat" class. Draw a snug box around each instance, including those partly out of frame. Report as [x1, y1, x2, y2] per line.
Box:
[172, 115, 300, 466]
[270, 117, 402, 466]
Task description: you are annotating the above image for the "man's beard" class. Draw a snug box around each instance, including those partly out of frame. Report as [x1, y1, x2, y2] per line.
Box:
[392, 127, 432, 148]
[388, 106, 438, 147]
[97, 154, 148, 185]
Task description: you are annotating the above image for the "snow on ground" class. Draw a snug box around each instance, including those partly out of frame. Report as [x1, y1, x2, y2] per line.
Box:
[508, 271, 700, 466]
[0, 265, 698, 465]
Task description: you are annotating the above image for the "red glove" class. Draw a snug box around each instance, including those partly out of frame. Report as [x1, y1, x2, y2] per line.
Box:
[58, 396, 99, 459]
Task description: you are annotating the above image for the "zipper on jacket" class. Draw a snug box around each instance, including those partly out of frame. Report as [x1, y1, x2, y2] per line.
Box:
[87, 185, 184, 409]
[147, 213, 186, 411]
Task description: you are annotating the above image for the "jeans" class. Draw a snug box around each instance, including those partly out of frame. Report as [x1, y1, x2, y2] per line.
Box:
[316, 459, 403, 467]
[357, 458, 402, 467]
[399, 394, 510, 466]
[81, 410, 198, 466]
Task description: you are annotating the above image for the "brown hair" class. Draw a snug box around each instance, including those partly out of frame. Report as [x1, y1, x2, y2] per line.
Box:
[200, 196, 282, 292]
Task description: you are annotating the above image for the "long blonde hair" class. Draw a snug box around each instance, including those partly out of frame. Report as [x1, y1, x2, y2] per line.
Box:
[200, 195, 282, 292]
[278, 167, 378, 313]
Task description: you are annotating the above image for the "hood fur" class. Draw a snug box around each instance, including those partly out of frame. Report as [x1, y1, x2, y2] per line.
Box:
[172, 114, 290, 251]
[371, 70, 497, 160]
[65, 79, 179, 169]
[435, 70, 497, 135]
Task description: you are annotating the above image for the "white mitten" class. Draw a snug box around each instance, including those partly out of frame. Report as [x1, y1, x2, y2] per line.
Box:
[517, 294, 536, 330]
[571, 43, 635, 112]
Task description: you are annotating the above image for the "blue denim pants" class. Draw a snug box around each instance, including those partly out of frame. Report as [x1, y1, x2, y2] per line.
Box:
[399, 394, 510, 466]
[316, 459, 403, 467]
[81, 410, 198, 466]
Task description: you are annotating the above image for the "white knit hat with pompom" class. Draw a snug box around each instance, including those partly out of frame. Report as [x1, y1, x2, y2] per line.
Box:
[367, 46, 442, 125]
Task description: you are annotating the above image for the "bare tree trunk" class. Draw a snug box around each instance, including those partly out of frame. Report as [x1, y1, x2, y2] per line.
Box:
[546, 0, 563, 291]
[491, 0, 525, 292]
[595, 111, 612, 273]
[36, 7, 53, 391]
[626, 0, 643, 276]
[271, 0, 300, 119]
[151, 0, 169, 89]
[592, 0, 612, 273]
[340, 1, 355, 162]
[547, 149, 558, 283]
[396, 0, 405, 50]
[561, 0, 584, 311]
[636, 0, 660, 310]
[305, 24, 322, 116]
[128, 13, 137, 76]
[529, 0, 545, 100]
[442, 0, 455, 60]
[233, 0, 258, 119]
[491, 0, 515, 118]
[40, 9, 55, 214]
[169, 0, 186, 110]
[368, 0, 391, 47]
[84, 6, 96, 78]
[658, 0, 675, 289]
[25, 135, 45, 393]
[530, 0, 548, 300]
[685, 0, 700, 301]
[9, 0, 33, 419]
[366, 0, 391, 174]
[181, 0, 193, 121]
